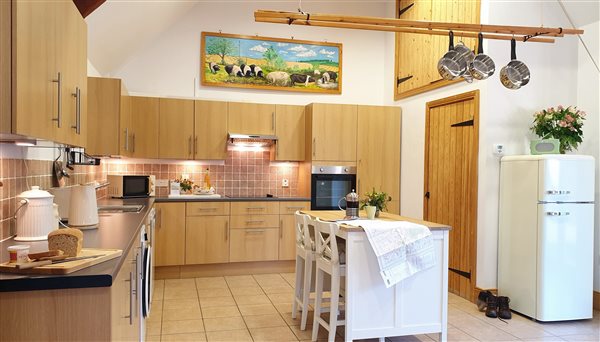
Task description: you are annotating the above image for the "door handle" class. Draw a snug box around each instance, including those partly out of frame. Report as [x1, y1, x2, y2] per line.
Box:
[188, 136, 192, 157]
[124, 128, 129, 151]
[312, 138, 316, 157]
[280, 219, 283, 238]
[225, 221, 229, 240]
[271, 112, 275, 132]
[245, 229, 265, 234]
[71, 87, 81, 134]
[52, 72, 62, 127]
[546, 211, 570, 216]
[194, 136, 198, 156]
[132, 133, 136, 153]
[546, 190, 571, 195]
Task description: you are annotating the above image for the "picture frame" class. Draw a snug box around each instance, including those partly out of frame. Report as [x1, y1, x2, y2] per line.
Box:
[200, 32, 342, 94]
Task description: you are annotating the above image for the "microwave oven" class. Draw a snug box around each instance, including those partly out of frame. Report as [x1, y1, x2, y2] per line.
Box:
[107, 175, 154, 198]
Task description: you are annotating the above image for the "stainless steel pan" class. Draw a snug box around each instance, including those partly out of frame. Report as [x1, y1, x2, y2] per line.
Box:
[470, 33, 495, 80]
[438, 31, 467, 80]
[500, 38, 530, 89]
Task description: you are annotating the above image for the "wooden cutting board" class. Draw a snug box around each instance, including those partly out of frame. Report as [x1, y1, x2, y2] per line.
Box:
[0, 248, 122, 275]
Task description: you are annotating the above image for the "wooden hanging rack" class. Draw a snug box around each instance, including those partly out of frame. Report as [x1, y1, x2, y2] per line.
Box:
[254, 10, 584, 44]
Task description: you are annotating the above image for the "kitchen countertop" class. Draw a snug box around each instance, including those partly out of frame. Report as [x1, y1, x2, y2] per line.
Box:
[0, 197, 154, 292]
[155, 196, 310, 202]
[301, 210, 451, 231]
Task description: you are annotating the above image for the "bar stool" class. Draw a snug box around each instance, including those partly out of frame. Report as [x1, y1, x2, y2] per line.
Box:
[312, 218, 346, 342]
[292, 211, 316, 330]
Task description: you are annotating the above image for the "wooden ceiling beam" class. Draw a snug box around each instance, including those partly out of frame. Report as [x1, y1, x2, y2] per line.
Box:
[73, 0, 106, 18]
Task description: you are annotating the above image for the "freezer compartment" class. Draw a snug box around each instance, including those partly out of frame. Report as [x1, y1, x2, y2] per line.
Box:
[536, 203, 594, 321]
[538, 158, 595, 203]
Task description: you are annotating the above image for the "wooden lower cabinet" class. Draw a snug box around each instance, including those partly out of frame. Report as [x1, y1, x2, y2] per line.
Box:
[230, 228, 279, 262]
[154, 203, 185, 266]
[279, 201, 310, 261]
[111, 238, 140, 341]
[185, 216, 230, 264]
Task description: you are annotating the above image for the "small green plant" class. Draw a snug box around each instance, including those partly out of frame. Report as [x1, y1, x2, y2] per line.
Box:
[531, 105, 586, 154]
[360, 188, 392, 212]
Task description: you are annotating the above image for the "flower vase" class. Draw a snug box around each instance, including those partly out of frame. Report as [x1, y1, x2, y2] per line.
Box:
[365, 206, 377, 220]
[530, 138, 561, 155]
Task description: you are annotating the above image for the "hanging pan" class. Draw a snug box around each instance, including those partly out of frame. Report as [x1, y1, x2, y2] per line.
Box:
[500, 38, 530, 89]
[470, 33, 496, 80]
[437, 31, 467, 80]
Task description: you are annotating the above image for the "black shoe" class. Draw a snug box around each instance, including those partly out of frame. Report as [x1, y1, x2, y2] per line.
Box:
[477, 290, 493, 312]
[498, 296, 512, 320]
[485, 294, 498, 318]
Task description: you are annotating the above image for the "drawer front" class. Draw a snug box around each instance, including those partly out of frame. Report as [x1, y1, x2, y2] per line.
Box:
[230, 202, 279, 215]
[230, 214, 280, 229]
[230, 228, 279, 262]
[187, 202, 230, 216]
[279, 201, 311, 215]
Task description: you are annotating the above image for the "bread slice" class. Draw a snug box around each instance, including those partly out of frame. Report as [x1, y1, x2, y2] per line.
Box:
[28, 250, 64, 261]
[47, 228, 83, 257]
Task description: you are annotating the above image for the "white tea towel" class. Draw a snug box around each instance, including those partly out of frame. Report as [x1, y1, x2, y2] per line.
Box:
[338, 219, 436, 287]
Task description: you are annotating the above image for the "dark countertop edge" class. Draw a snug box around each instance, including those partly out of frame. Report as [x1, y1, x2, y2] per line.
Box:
[155, 197, 310, 202]
[0, 274, 112, 292]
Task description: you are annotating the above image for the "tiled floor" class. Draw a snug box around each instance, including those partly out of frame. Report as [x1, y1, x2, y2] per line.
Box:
[147, 273, 599, 342]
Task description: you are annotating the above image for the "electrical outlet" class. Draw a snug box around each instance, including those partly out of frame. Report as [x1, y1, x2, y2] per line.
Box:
[493, 144, 505, 156]
[282, 179, 289, 188]
[181, 173, 190, 180]
[156, 179, 168, 187]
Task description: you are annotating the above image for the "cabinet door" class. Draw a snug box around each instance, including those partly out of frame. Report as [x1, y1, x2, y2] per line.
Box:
[154, 203, 185, 266]
[230, 228, 279, 262]
[119, 95, 132, 156]
[87, 77, 121, 155]
[279, 215, 296, 261]
[311, 104, 357, 162]
[228, 102, 276, 135]
[357, 106, 401, 205]
[185, 216, 229, 264]
[159, 98, 194, 159]
[130, 96, 159, 159]
[12, 0, 57, 141]
[194, 100, 228, 160]
[275, 105, 305, 161]
[74, 12, 87, 148]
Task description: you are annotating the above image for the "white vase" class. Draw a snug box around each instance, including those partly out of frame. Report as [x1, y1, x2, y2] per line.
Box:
[365, 205, 377, 220]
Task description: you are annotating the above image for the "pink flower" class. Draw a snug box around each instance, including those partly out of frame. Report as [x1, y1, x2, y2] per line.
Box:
[558, 120, 568, 127]
[580, 111, 587, 117]
[557, 105, 564, 110]
[565, 114, 574, 123]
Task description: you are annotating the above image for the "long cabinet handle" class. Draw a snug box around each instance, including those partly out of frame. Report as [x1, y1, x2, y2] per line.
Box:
[286, 206, 306, 210]
[245, 229, 265, 234]
[52, 72, 62, 128]
[124, 128, 129, 151]
[225, 221, 229, 240]
[280, 219, 283, 238]
[271, 112, 275, 131]
[71, 87, 81, 134]
[246, 207, 266, 210]
[194, 136, 198, 156]
[245, 220, 265, 224]
[132, 133, 136, 153]
[125, 271, 134, 325]
[312, 138, 316, 157]
[188, 136, 192, 157]
[197, 208, 217, 211]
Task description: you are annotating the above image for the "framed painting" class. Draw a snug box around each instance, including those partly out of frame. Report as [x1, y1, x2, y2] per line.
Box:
[201, 32, 342, 94]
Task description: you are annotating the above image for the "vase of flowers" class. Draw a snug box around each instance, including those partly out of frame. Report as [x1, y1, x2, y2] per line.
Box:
[530, 105, 586, 154]
[360, 188, 392, 218]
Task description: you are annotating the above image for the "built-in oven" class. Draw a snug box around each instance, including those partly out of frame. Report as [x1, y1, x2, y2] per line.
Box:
[311, 166, 357, 210]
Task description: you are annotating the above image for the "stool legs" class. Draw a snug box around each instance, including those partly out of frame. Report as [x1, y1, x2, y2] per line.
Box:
[301, 254, 313, 330]
[312, 267, 324, 341]
[328, 269, 340, 342]
[292, 255, 303, 319]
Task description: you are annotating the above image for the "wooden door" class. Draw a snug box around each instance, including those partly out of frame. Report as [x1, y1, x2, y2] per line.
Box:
[275, 105, 305, 161]
[119, 95, 132, 156]
[12, 0, 57, 141]
[194, 100, 228, 160]
[87, 77, 121, 156]
[311, 104, 357, 162]
[159, 98, 194, 159]
[185, 216, 230, 264]
[424, 91, 479, 301]
[228, 102, 276, 135]
[154, 203, 185, 266]
[130, 96, 159, 158]
[357, 105, 401, 213]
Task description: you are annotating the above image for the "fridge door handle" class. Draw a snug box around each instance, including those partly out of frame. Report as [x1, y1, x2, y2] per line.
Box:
[546, 190, 571, 195]
[546, 211, 570, 216]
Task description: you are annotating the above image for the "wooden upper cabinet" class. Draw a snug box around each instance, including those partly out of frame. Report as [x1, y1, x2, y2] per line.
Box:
[159, 98, 194, 159]
[195, 100, 228, 160]
[87, 77, 121, 156]
[275, 105, 305, 161]
[130, 96, 159, 159]
[310, 103, 357, 162]
[357, 105, 401, 213]
[228, 102, 276, 135]
[394, 0, 480, 100]
[154, 203, 186, 267]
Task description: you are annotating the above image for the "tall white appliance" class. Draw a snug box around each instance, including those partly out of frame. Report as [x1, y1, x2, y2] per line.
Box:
[498, 155, 595, 322]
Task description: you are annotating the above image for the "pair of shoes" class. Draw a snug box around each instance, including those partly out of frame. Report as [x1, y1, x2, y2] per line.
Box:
[477, 290, 493, 312]
[498, 296, 512, 320]
[485, 294, 512, 320]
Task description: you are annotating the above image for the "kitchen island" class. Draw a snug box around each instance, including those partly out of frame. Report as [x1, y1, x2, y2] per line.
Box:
[302, 210, 450, 342]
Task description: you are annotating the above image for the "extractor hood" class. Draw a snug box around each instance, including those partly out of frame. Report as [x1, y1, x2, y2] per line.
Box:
[228, 133, 278, 147]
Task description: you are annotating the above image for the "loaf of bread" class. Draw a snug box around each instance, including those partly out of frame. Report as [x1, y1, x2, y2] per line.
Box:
[47, 228, 83, 257]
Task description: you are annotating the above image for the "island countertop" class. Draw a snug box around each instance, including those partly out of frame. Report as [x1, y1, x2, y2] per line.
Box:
[301, 210, 451, 231]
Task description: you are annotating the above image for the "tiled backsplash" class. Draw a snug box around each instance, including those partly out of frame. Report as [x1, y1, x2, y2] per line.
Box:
[0, 148, 299, 240]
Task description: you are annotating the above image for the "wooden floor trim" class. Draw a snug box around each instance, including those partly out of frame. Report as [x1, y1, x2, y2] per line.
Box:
[156, 260, 295, 279]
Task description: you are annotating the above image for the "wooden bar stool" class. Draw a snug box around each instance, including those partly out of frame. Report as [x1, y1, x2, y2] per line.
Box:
[292, 211, 316, 330]
[312, 218, 346, 342]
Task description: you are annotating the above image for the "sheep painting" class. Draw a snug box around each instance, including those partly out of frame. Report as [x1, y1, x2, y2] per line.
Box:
[201, 32, 341, 93]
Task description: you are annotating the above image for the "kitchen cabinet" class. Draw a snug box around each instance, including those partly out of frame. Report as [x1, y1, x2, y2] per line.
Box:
[186, 216, 230, 264]
[275, 105, 305, 161]
[187, 202, 230, 216]
[308, 103, 358, 162]
[3, 0, 88, 147]
[195, 100, 228, 160]
[230, 201, 279, 215]
[86, 77, 123, 156]
[154, 203, 185, 266]
[230, 228, 279, 262]
[357, 105, 401, 214]
[130, 96, 159, 159]
[159, 98, 194, 159]
[228, 102, 276, 135]
[111, 236, 140, 341]
[279, 201, 310, 260]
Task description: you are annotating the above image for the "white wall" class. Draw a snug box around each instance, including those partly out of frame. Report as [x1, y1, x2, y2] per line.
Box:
[112, 1, 389, 106]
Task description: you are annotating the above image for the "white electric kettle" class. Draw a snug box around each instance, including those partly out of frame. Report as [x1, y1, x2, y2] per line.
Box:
[68, 184, 99, 228]
[14, 186, 56, 241]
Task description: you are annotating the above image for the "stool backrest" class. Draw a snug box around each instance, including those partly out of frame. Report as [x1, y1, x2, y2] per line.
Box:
[294, 211, 314, 250]
[315, 218, 341, 264]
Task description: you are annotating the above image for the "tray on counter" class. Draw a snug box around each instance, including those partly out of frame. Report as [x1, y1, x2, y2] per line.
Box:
[0, 248, 122, 275]
[168, 194, 221, 199]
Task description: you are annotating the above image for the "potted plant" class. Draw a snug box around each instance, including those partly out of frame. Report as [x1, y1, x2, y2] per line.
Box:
[360, 188, 392, 218]
[530, 105, 586, 154]
[177, 178, 194, 194]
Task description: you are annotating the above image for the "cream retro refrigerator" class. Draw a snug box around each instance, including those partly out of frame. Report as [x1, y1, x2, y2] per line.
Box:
[498, 155, 595, 321]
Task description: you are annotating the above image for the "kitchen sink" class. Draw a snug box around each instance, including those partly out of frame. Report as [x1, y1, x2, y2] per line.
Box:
[97, 204, 145, 213]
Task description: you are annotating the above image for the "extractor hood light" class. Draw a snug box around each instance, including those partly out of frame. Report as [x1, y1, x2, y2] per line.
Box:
[0, 139, 37, 146]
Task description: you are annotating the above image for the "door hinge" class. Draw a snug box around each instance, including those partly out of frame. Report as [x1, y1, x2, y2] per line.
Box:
[398, 3, 415, 17]
[449, 268, 471, 279]
[397, 75, 413, 86]
[451, 119, 474, 127]
[425, 191, 430, 199]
